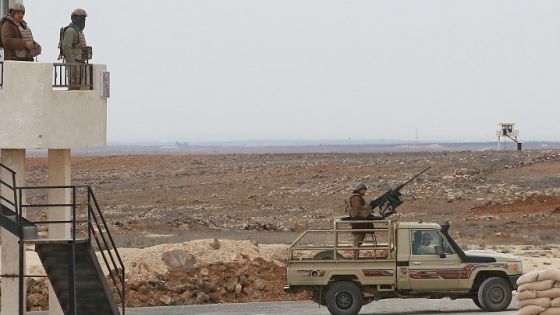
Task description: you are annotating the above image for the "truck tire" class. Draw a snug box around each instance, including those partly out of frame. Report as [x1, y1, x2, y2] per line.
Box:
[314, 250, 344, 260]
[477, 277, 512, 312]
[313, 288, 327, 306]
[326, 281, 363, 315]
[472, 296, 483, 309]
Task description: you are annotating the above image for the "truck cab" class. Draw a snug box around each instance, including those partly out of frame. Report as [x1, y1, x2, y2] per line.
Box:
[285, 218, 522, 315]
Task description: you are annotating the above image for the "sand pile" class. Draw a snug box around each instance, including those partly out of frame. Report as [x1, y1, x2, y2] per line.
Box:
[118, 239, 288, 281]
[122, 240, 309, 307]
[517, 269, 560, 315]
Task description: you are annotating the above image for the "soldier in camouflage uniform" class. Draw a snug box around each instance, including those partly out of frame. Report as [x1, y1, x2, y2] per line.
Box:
[348, 183, 374, 259]
[60, 9, 90, 90]
[0, 3, 41, 61]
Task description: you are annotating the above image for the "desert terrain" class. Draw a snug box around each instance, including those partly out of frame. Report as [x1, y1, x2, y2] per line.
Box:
[14, 149, 560, 310]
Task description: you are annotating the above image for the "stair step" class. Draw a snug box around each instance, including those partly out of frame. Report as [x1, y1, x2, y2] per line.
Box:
[0, 204, 39, 239]
[57, 295, 109, 303]
[36, 243, 121, 315]
[52, 277, 104, 286]
[42, 256, 92, 265]
[48, 275, 101, 284]
[56, 291, 107, 300]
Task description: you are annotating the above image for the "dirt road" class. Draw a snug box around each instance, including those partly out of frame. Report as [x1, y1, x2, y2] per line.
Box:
[29, 299, 518, 315]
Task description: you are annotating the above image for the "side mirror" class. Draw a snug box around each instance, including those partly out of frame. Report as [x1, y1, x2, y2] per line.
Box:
[435, 246, 446, 258]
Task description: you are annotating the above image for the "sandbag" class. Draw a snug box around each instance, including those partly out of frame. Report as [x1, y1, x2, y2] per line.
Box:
[518, 270, 540, 285]
[518, 305, 546, 315]
[552, 297, 560, 307]
[517, 305, 545, 315]
[537, 288, 560, 299]
[518, 290, 538, 300]
[539, 270, 560, 282]
[541, 307, 560, 315]
[518, 280, 555, 292]
[517, 297, 550, 309]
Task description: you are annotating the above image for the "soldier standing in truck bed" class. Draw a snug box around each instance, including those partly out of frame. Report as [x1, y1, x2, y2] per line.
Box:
[348, 183, 374, 259]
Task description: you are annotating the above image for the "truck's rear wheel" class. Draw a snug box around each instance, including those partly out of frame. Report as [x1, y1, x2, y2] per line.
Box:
[314, 250, 344, 260]
[477, 277, 512, 312]
[326, 281, 363, 315]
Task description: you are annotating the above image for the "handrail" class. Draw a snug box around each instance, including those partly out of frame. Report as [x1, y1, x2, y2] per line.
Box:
[288, 218, 393, 262]
[0, 163, 20, 229]
[0, 163, 15, 175]
[9, 183, 125, 314]
[0, 164, 24, 315]
[88, 187, 126, 315]
[52, 63, 93, 90]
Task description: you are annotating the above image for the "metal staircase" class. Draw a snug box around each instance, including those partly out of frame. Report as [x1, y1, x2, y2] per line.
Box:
[0, 163, 125, 315]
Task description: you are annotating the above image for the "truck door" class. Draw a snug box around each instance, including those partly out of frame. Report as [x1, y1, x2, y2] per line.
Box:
[408, 229, 460, 291]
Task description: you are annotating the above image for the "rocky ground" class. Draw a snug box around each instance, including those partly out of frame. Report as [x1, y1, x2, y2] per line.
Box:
[21, 240, 560, 311]
[8, 149, 560, 310]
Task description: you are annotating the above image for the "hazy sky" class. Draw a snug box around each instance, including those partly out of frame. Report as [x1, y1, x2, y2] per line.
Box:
[21, 0, 560, 143]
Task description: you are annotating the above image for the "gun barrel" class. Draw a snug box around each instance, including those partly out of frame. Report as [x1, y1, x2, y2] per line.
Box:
[394, 166, 431, 190]
[368, 167, 431, 216]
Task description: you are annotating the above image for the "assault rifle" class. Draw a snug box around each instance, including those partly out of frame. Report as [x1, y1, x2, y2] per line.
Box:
[369, 167, 431, 218]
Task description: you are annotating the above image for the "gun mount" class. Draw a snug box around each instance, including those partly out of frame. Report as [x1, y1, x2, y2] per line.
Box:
[370, 167, 431, 218]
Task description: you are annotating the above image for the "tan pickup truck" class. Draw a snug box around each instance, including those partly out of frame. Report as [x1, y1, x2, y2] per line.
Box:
[285, 218, 522, 315]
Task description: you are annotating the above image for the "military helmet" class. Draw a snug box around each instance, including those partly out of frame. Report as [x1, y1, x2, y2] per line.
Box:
[9, 3, 25, 12]
[353, 182, 367, 193]
[71, 8, 88, 17]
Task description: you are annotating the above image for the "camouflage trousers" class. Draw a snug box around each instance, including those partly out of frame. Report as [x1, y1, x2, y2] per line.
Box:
[66, 61, 89, 90]
[351, 222, 375, 259]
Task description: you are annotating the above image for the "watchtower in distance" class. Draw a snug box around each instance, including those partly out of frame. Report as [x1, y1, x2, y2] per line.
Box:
[496, 123, 521, 151]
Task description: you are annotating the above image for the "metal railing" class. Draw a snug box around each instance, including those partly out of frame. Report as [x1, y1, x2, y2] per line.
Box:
[53, 63, 93, 90]
[0, 163, 124, 315]
[88, 186, 126, 315]
[0, 163, 24, 314]
[17, 185, 126, 315]
[0, 163, 18, 218]
[0, 62, 94, 90]
[288, 218, 393, 262]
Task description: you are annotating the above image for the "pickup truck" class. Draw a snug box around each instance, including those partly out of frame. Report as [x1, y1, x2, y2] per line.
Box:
[285, 218, 522, 315]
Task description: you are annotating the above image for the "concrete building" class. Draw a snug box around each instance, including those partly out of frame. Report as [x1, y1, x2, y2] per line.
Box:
[0, 59, 109, 315]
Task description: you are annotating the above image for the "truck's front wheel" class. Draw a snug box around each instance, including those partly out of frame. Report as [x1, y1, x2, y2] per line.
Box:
[477, 277, 512, 312]
[326, 281, 363, 315]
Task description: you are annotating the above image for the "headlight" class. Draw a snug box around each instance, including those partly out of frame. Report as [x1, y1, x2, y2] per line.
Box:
[510, 262, 522, 273]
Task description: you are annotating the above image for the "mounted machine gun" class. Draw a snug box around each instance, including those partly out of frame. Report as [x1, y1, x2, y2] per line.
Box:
[370, 166, 431, 218]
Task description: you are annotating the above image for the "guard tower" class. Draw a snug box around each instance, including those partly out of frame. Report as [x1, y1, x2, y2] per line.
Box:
[0, 26, 123, 315]
[496, 123, 522, 151]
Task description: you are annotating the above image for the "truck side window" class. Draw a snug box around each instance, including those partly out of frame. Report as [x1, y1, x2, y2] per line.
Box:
[411, 230, 451, 255]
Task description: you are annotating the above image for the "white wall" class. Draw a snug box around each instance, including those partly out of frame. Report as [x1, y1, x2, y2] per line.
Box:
[0, 61, 107, 149]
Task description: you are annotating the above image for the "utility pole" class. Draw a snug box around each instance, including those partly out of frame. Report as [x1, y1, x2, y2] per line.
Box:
[0, 0, 8, 19]
[0, 0, 8, 60]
